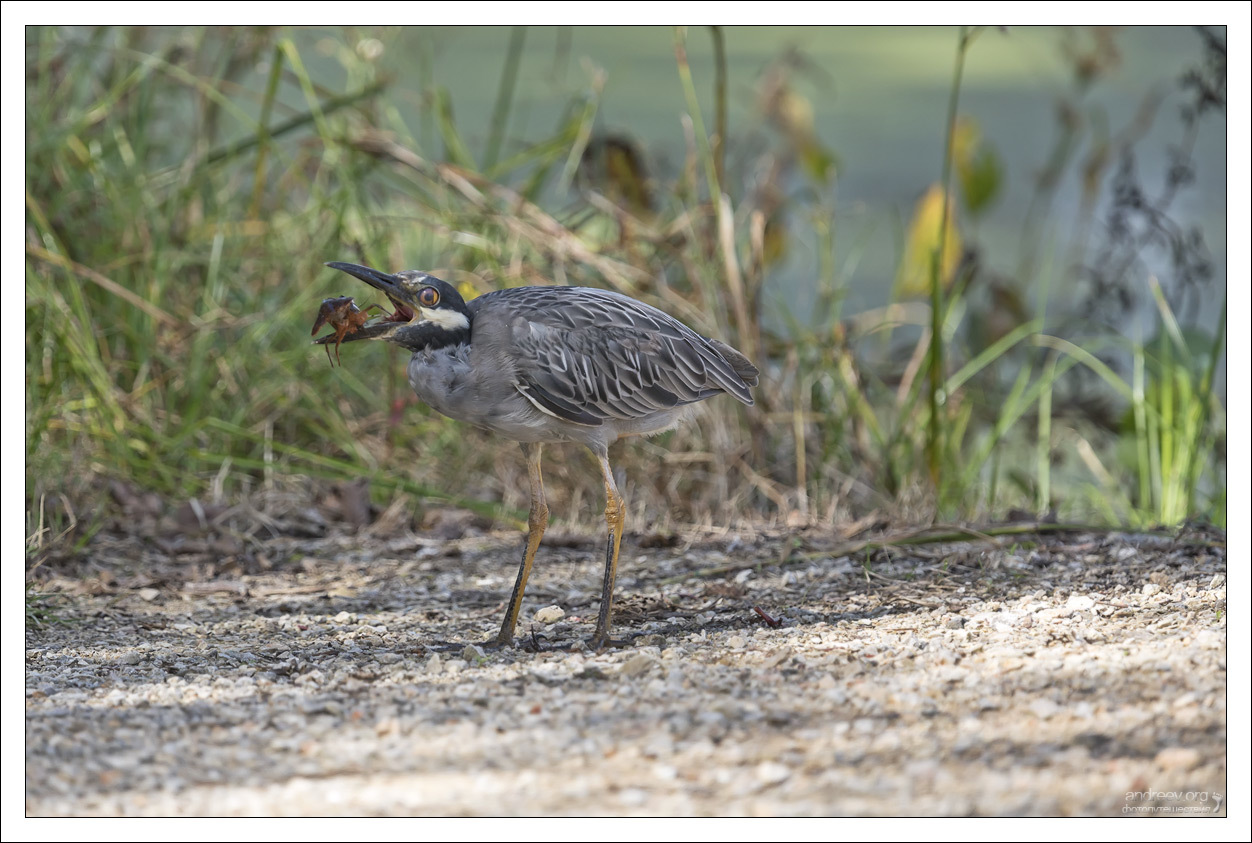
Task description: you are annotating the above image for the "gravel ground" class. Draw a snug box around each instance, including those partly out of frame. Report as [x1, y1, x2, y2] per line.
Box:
[25, 524, 1226, 816]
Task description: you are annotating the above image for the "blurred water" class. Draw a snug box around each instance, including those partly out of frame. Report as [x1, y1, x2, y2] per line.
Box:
[338, 25, 1225, 349]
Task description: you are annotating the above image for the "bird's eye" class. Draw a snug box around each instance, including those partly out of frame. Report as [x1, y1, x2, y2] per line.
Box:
[419, 287, 440, 308]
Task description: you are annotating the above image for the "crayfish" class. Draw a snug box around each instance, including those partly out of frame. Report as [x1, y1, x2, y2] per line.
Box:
[311, 296, 384, 367]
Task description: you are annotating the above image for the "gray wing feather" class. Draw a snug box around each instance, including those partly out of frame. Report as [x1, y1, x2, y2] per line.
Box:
[472, 287, 756, 427]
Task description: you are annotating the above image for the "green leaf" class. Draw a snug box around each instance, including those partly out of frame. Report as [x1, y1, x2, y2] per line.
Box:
[432, 87, 477, 169]
[959, 145, 1003, 216]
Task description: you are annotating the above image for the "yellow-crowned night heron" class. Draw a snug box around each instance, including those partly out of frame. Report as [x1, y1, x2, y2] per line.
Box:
[317, 261, 758, 648]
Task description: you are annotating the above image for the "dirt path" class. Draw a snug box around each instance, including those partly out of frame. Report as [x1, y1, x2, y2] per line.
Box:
[25, 526, 1226, 816]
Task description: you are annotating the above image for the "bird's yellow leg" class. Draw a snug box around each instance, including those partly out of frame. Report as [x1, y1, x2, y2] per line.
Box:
[591, 452, 626, 650]
[494, 442, 548, 647]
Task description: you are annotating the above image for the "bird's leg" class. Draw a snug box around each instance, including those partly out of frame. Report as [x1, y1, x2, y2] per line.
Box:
[493, 442, 548, 647]
[591, 451, 627, 650]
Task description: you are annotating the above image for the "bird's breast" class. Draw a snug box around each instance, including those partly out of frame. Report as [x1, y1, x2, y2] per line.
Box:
[405, 347, 574, 444]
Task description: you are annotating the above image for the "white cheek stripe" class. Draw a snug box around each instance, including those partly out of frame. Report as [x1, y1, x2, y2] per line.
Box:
[419, 306, 470, 331]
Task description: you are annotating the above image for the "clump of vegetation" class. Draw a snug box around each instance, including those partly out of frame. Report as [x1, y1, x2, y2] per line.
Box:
[24, 25, 1226, 573]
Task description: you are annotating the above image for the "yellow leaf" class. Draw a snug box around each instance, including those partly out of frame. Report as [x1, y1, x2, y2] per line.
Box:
[895, 183, 962, 299]
[456, 280, 479, 302]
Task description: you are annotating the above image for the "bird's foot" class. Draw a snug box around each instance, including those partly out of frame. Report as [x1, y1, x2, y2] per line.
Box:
[479, 634, 515, 651]
[588, 633, 633, 651]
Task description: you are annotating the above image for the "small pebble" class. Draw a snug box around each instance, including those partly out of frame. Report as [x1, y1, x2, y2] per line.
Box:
[1154, 747, 1202, 771]
[617, 653, 655, 678]
[533, 606, 565, 624]
[755, 762, 791, 785]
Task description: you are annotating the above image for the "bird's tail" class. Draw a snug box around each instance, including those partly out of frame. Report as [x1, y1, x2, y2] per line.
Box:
[708, 338, 760, 395]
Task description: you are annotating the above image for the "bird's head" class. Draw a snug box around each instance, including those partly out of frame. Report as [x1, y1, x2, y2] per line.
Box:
[315, 261, 472, 352]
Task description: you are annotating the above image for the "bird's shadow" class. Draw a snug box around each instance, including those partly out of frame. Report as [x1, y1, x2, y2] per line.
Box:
[414, 604, 903, 656]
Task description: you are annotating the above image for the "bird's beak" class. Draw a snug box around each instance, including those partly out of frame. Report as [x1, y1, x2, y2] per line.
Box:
[313, 261, 417, 347]
[325, 262, 405, 300]
[311, 320, 400, 346]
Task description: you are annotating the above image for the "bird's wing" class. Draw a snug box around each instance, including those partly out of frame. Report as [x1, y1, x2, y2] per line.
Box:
[473, 287, 755, 427]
